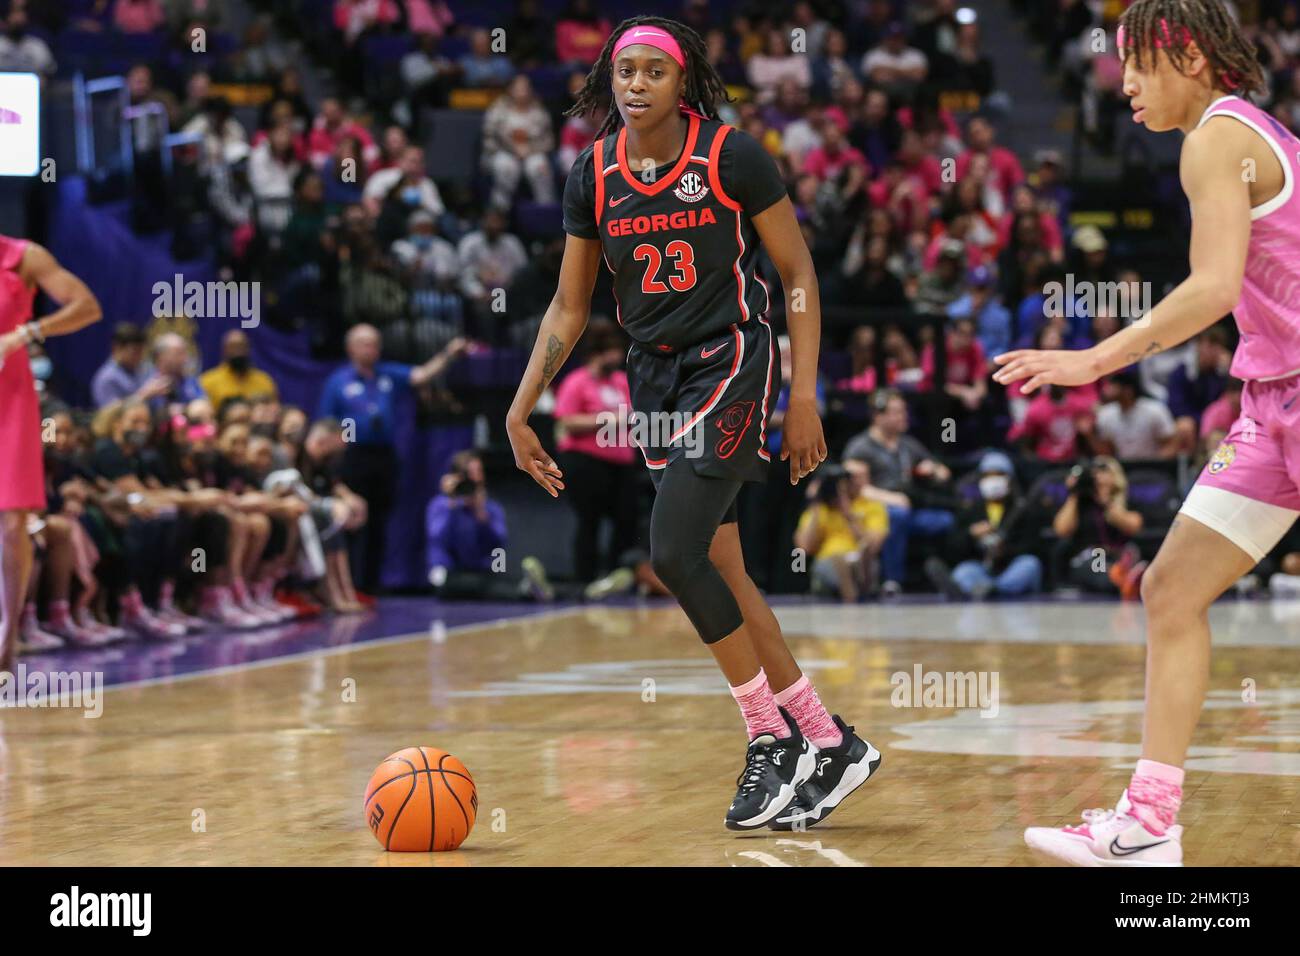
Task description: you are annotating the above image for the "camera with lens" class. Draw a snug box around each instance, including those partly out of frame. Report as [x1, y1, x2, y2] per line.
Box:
[1069, 458, 1097, 500]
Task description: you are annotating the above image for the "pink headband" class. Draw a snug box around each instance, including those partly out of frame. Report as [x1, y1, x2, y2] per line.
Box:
[612, 25, 685, 69]
[611, 25, 706, 118]
[1117, 20, 1192, 52]
[1117, 19, 1240, 90]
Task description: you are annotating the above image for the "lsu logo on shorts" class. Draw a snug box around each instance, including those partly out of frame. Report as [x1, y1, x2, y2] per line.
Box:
[1208, 441, 1237, 475]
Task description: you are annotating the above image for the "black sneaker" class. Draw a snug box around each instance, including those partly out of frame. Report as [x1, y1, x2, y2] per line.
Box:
[924, 557, 965, 600]
[769, 715, 881, 831]
[724, 707, 816, 831]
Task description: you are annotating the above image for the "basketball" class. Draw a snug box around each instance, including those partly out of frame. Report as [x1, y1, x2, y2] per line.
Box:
[363, 747, 478, 852]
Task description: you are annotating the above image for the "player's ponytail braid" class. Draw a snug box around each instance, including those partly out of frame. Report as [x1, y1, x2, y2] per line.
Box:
[1118, 0, 1267, 97]
[564, 16, 733, 138]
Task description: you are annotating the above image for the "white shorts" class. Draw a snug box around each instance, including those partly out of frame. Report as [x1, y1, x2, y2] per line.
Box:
[1178, 484, 1299, 564]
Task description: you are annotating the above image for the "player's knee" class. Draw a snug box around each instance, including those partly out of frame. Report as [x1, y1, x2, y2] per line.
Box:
[649, 536, 705, 595]
[1140, 559, 1202, 622]
[1139, 559, 1163, 609]
[43, 513, 72, 545]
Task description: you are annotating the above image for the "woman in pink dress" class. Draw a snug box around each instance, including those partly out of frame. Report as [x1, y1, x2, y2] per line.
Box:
[0, 236, 102, 671]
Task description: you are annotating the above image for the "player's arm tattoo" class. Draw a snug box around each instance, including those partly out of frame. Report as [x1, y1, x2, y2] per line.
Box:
[538, 334, 564, 396]
[1123, 341, 1163, 364]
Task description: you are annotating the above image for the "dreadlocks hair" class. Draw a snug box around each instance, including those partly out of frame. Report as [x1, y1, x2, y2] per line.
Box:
[1118, 0, 1267, 97]
[564, 16, 732, 138]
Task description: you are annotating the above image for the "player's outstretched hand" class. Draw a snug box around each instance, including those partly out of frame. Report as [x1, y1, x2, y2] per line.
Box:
[781, 395, 828, 485]
[507, 420, 565, 498]
[993, 347, 1100, 394]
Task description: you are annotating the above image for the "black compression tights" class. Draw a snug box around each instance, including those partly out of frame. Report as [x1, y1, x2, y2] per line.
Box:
[648, 458, 744, 644]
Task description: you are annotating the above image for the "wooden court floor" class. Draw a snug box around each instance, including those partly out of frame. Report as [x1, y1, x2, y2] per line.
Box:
[1, 601, 1298, 866]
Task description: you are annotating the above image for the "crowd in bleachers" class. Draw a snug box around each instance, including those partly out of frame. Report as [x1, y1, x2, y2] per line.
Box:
[1025, 0, 1300, 155]
[14, 0, 1300, 656]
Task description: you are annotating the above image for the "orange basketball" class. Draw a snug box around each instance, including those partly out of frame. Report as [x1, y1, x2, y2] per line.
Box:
[363, 746, 478, 851]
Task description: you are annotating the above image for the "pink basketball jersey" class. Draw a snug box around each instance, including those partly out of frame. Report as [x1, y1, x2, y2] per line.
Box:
[1196, 95, 1300, 381]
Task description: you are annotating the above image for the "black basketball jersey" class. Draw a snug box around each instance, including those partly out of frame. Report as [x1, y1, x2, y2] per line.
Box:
[563, 114, 788, 352]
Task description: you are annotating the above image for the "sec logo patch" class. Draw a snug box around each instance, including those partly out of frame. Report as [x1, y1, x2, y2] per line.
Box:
[673, 170, 710, 203]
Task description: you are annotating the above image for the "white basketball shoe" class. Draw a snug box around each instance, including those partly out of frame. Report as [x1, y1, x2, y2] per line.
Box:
[1024, 790, 1183, 866]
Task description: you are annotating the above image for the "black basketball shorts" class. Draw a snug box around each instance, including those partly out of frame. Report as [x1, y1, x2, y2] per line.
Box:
[625, 317, 780, 489]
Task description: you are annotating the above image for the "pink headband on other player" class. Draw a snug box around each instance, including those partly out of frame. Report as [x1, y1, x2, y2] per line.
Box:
[611, 25, 706, 118]
[1117, 19, 1240, 90]
[1117, 19, 1192, 52]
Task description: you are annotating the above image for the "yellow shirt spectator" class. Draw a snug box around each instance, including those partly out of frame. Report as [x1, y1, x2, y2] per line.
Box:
[200, 362, 278, 412]
[796, 498, 889, 560]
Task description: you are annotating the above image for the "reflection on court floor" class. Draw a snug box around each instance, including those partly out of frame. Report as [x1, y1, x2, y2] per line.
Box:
[2, 598, 1298, 866]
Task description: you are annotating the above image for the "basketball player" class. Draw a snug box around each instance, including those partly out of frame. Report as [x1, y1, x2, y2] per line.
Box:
[996, 0, 1293, 865]
[506, 18, 881, 830]
[0, 237, 103, 673]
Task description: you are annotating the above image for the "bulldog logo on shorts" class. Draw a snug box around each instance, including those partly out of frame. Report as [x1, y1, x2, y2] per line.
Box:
[1208, 441, 1237, 475]
[715, 400, 756, 459]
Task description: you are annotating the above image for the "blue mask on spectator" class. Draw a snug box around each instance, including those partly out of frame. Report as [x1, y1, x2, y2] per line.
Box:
[401, 186, 421, 205]
[30, 356, 52, 380]
[411, 234, 433, 250]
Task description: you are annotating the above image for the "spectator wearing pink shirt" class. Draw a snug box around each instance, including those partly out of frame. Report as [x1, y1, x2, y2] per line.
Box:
[1009, 385, 1099, 464]
[897, 128, 946, 197]
[997, 184, 1064, 260]
[404, 0, 454, 37]
[1199, 378, 1243, 455]
[803, 120, 869, 203]
[553, 323, 637, 583]
[955, 116, 1024, 203]
[333, 0, 400, 46]
[921, 317, 990, 449]
[113, 0, 165, 34]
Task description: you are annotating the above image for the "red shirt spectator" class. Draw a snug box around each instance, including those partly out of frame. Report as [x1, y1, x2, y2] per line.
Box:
[308, 99, 379, 169]
[955, 116, 1024, 201]
[922, 218, 998, 270]
[555, 9, 612, 66]
[921, 332, 987, 390]
[1008, 387, 1099, 463]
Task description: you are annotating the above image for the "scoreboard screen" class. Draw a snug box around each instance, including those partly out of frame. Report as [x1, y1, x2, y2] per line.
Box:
[0, 72, 40, 177]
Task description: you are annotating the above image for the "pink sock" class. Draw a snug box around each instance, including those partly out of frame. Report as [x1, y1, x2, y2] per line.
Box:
[729, 668, 790, 741]
[120, 590, 143, 616]
[48, 599, 72, 629]
[1128, 759, 1184, 835]
[773, 675, 843, 749]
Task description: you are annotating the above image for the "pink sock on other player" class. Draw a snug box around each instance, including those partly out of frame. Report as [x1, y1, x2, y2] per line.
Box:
[773, 674, 843, 749]
[48, 599, 73, 629]
[1128, 759, 1184, 835]
[729, 668, 790, 741]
